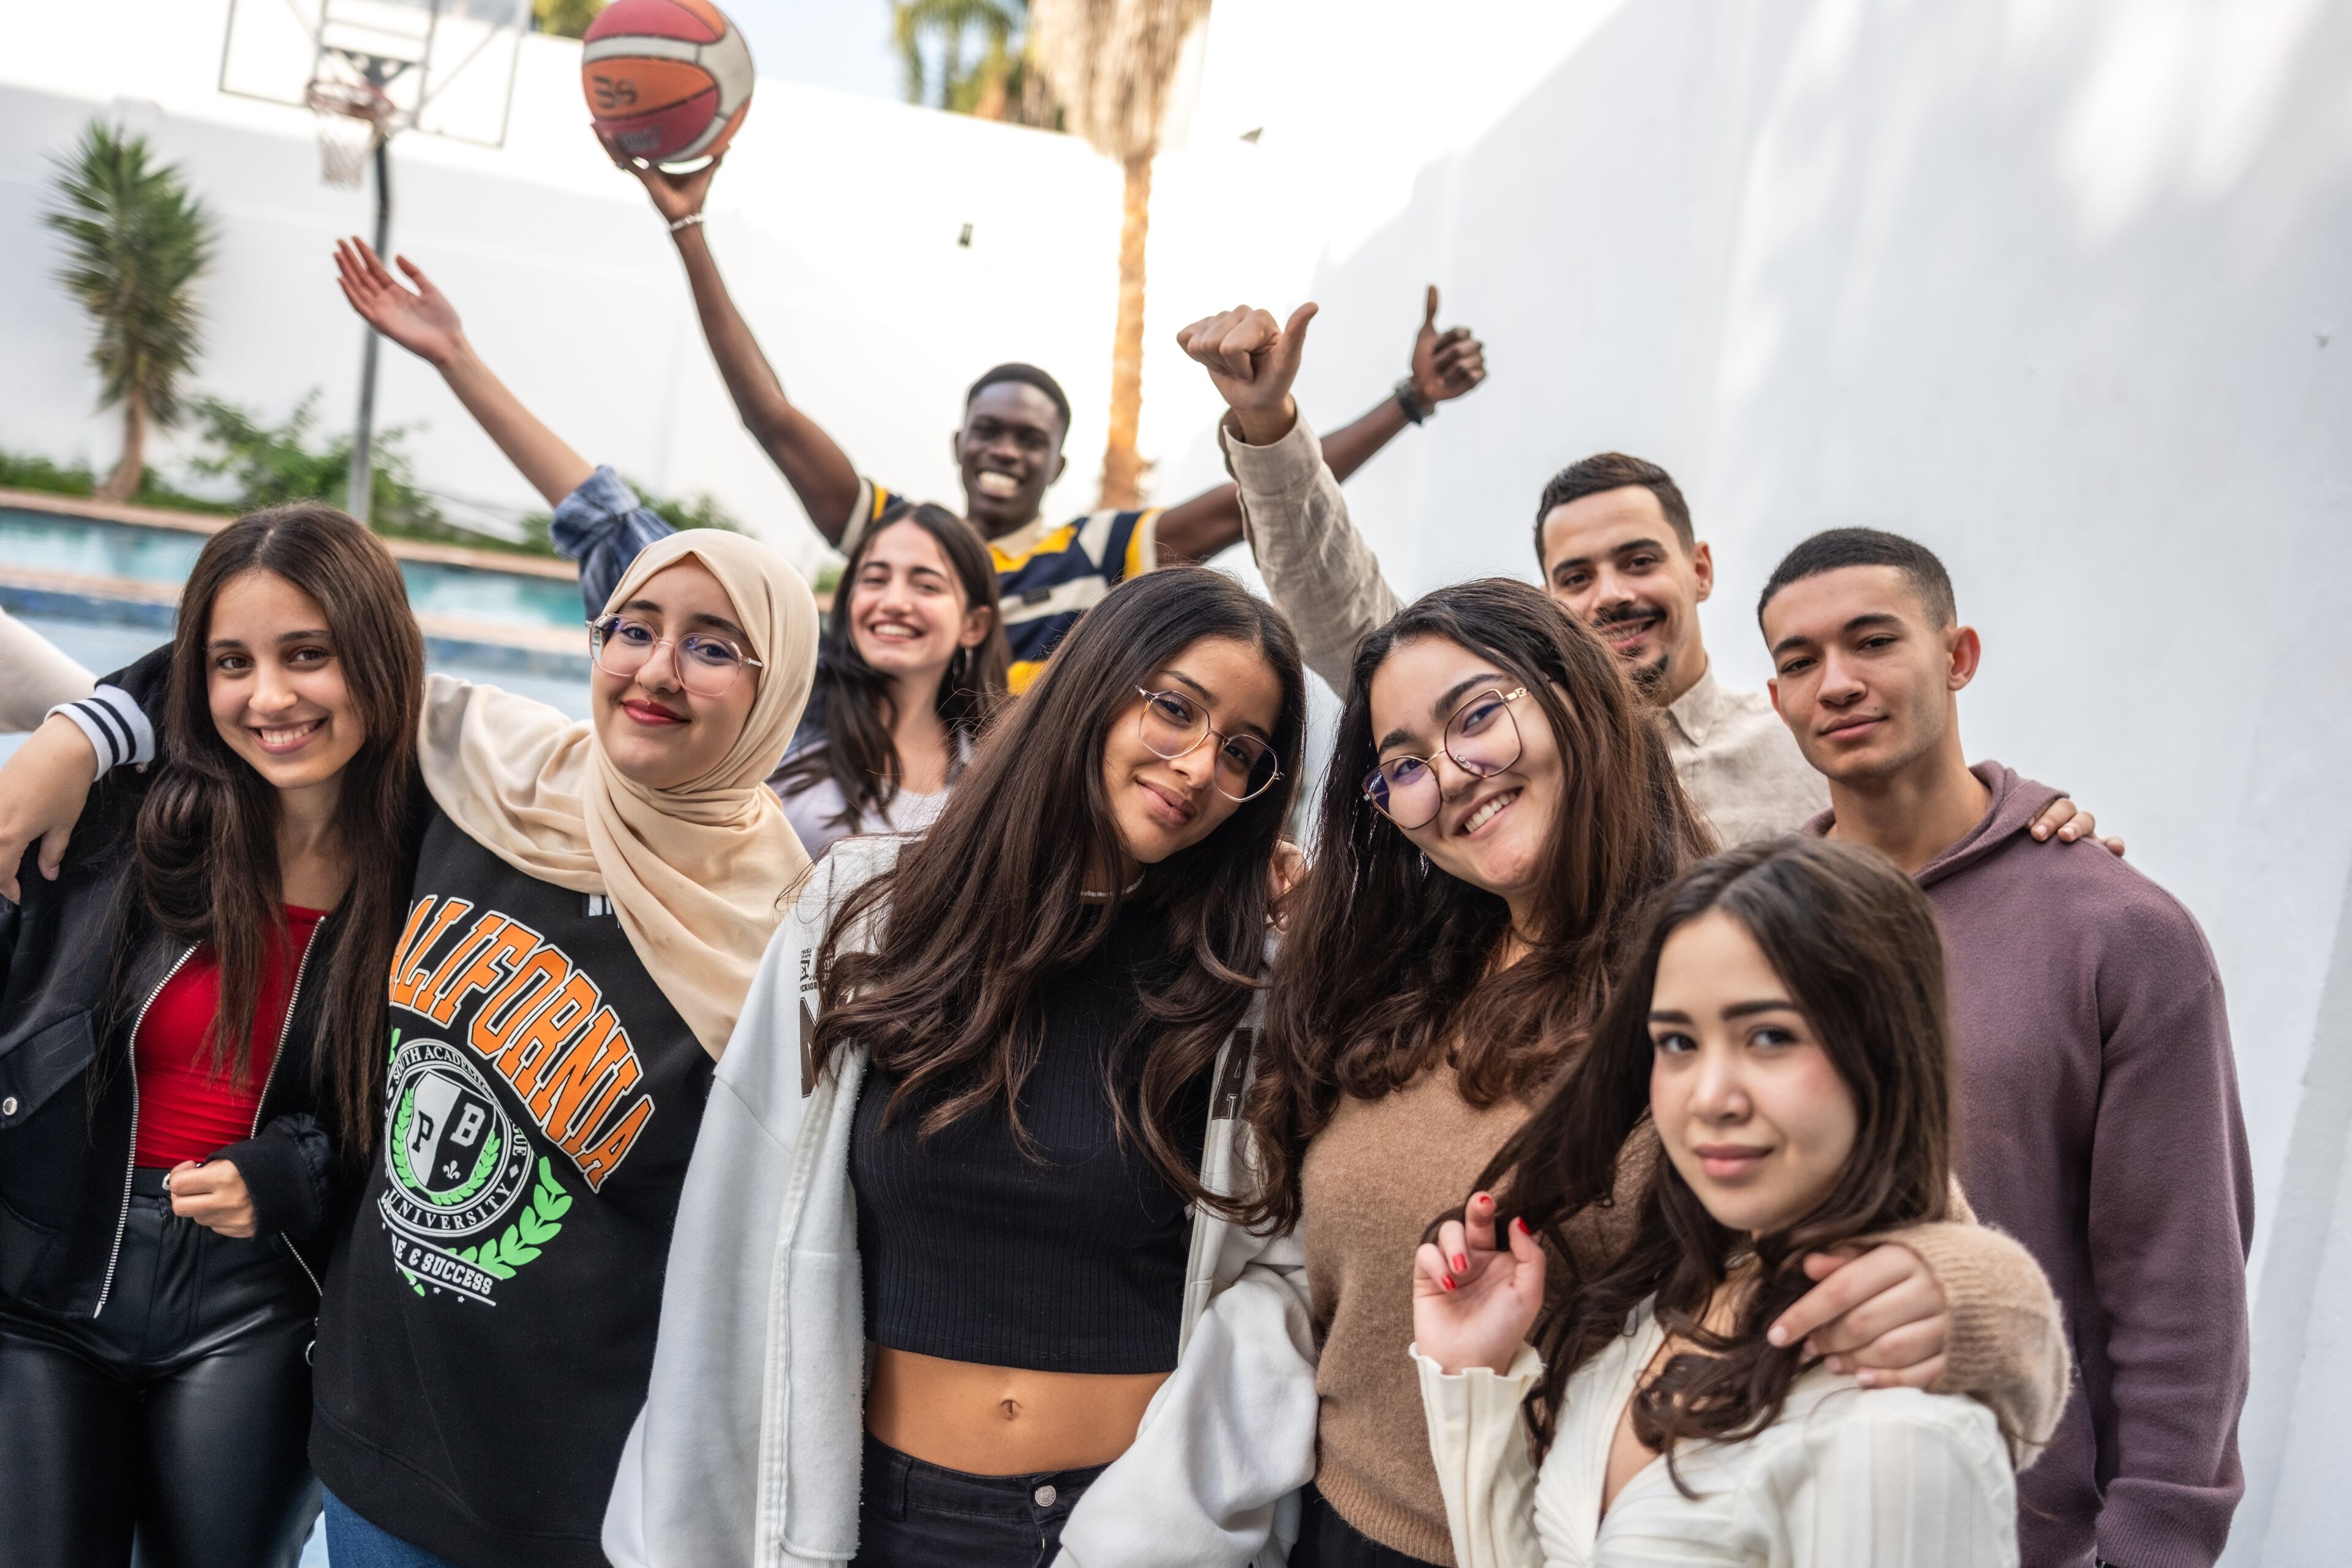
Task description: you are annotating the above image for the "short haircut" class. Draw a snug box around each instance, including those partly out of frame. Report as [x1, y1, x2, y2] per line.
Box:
[1533, 453, 1694, 561]
[966, 363, 1071, 432]
[1756, 526, 1958, 630]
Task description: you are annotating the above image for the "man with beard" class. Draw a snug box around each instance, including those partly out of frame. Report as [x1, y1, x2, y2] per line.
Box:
[1761, 527, 2252, 1567]
[1176, 300, 2106, 846]
[1524, 450, 1817, 843]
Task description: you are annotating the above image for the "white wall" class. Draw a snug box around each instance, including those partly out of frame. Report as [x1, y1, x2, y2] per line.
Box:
[1141, 6, 2352, 1563]
[4, 3, 2346, 1561]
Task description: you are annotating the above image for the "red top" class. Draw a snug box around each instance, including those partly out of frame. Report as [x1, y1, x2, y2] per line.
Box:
[133, 906, 328, 1169]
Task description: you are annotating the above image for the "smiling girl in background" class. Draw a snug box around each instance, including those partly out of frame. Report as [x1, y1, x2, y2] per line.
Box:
[1412, 837, 2062, 1566]
[767, 498, 1008, 856]
[0, 507, 423, 1567]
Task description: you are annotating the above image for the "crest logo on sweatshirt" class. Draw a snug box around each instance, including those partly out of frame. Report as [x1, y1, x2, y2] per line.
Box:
[379, 1034, 572, 1306]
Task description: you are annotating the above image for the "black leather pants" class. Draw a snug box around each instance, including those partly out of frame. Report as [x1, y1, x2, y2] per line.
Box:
[0, 1167, 320, 1568]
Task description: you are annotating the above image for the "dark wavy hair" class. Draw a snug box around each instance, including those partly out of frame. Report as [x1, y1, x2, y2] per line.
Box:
[1477, 837, 1957, 1466]
[771, 501, 1009, 831]
[129, 504, 423, 1155]
[1240, 578, 1711, 1232]
[812, 566, 1305, 1208]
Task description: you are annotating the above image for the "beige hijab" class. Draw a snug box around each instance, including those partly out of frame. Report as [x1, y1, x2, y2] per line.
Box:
[417, 530, 819, 1057]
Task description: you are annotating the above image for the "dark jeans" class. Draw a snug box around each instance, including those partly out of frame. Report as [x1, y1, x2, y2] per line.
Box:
[853, 1432, 1108, 1568]
[321, 1490, 462, 1567]
[0, 1167, 320, 1568]
[1292, 1482, 1445, 1568]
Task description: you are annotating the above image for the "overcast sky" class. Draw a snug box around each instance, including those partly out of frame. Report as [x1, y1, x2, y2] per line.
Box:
[720, 1, 905, 104]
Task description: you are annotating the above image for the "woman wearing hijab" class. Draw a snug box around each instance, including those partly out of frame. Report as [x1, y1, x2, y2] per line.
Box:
[306, 528, 817, 1568]
[5, 529, 820, 1568]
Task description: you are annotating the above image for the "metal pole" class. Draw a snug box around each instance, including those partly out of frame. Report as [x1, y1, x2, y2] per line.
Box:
[347, 134, 391, 526]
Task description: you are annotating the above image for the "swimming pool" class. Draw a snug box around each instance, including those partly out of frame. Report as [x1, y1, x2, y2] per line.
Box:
[0, 507, 586, 633]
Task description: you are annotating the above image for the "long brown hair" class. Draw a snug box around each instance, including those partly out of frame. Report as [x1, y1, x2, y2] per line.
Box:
[1240, 578, 1710, 1231]
[771, 501, 1009, 829]
[132, 503, 423, 1153]
[812, 566, 1305, 1208]
[1480, 837, 1956, 1461]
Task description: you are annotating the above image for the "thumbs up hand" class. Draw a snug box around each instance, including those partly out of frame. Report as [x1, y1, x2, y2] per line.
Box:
[1175, 301, 1321, 446]
[1408, 285, 1487, 410]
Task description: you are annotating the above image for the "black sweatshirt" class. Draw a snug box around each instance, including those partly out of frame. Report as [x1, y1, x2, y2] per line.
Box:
[309, 806, 714, 1568]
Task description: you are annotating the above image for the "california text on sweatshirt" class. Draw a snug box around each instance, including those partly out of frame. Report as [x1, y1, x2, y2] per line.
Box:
[1814, 763, 2254, 1568]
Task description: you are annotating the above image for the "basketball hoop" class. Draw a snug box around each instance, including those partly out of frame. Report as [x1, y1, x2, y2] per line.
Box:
[306, 79, 394, 189]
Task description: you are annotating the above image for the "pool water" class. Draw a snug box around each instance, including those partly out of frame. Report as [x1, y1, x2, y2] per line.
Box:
[0, 508, 585, 633]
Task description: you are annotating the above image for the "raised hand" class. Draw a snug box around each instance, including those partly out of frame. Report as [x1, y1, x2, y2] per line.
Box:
[1174, 301, 1319, 445]
[1409, 285, 1487, 408]
[1412, 1190, 1548, 1376]
[334, 237, 464, 368]
[601, 132, 725, 227]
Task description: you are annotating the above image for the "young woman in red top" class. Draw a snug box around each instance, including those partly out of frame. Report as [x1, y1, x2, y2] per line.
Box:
[0, 504, 424, 1568]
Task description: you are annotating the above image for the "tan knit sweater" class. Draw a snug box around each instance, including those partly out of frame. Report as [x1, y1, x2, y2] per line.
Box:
[1300, 1068, 2072, 1566]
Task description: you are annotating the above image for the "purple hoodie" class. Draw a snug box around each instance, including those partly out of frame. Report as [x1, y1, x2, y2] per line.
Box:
[1812, 763, 2253, 1568]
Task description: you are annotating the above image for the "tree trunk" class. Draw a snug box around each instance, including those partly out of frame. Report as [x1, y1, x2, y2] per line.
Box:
[99, 383, 147, 502]
[1098, 153, 1153, 510]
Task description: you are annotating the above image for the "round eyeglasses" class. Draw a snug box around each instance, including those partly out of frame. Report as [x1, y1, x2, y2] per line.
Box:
[587, 615, 764, 699]
[1362, 686, 1528, 830]
[1136, 687, 1282, 802]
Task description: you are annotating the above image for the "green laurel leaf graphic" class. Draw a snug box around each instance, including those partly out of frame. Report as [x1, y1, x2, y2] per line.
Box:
[443, 1157, 571, 1287]
[390, 1089, 420, 1191]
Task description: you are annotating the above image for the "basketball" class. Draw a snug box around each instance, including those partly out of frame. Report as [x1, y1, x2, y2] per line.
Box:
[581, 0, 754, 167]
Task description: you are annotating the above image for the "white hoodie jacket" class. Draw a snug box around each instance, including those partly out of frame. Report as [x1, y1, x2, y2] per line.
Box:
[604, 835, 1321, 1567]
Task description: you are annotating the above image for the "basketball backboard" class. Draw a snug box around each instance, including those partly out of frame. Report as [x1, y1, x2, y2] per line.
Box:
[220, 0, 530, 148]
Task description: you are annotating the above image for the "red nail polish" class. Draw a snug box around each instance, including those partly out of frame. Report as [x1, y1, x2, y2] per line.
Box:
[1452, 1253, 1468, 1273]
[1512, 1217, 1529, 1235]
[1441, 1275, 1456, 1292]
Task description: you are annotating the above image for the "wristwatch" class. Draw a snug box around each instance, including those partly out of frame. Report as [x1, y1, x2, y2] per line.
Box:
[1393, 376, 1436, 425]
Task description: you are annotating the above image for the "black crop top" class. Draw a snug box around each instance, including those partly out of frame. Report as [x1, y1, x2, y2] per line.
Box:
[850, 901, 1214, 1374]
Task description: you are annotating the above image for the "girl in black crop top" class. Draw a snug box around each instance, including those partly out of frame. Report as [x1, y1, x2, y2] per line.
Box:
[802, 568, 1308, 1567]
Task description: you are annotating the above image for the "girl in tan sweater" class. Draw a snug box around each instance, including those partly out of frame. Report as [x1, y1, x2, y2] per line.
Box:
[1238, 579, 2067, 1567]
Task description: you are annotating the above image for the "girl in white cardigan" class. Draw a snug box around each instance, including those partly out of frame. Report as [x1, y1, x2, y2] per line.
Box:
[1411, 837, 2055, 1568]
[608, 567, 1322, 1568]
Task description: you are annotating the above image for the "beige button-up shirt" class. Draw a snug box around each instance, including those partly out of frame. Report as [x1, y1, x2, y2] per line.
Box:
[1660, 664, 1829, 846]
[1221, 415, 1826, 848]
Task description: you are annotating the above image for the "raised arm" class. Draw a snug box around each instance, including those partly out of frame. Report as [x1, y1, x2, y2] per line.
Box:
[334, 238, 593, 507]
[334, 239, 675, 614]
[612, 150, 862, 543]
[1175, 301, 1405, 690]
[1156, 287, 1487, 564]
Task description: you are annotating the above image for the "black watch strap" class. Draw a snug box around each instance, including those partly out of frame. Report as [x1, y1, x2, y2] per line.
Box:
[1393, 377, 1434, 425]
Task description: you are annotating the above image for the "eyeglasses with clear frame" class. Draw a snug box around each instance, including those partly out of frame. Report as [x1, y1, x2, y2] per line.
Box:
[1361, 686, 1529, 829]
[1134, 687, 1283, 802]
[587, 615, 764, 699]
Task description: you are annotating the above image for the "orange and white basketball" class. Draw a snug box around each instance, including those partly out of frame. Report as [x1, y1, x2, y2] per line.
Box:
[581, 0, 753, 167]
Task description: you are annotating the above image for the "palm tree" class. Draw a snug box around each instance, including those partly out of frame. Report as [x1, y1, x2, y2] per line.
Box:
[43, 121, 216, 502]
[1027, 0, 1208, 507]
[892, 0, 1049, 124]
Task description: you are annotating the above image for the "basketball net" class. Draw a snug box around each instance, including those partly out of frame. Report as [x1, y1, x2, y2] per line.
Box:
[306, 80, 394, 189]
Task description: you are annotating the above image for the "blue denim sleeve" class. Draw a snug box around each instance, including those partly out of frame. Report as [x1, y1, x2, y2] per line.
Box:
[551, 465, 677, 619]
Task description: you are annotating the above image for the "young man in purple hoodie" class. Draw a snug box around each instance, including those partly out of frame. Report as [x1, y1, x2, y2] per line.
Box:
[1757, 526, 2253, 1568]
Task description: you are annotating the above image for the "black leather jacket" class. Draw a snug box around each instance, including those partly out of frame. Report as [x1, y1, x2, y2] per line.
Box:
[0, 767, 347, 1319]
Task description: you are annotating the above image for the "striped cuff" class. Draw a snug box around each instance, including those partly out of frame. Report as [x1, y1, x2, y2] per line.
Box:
[48, 685, 154, 777]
